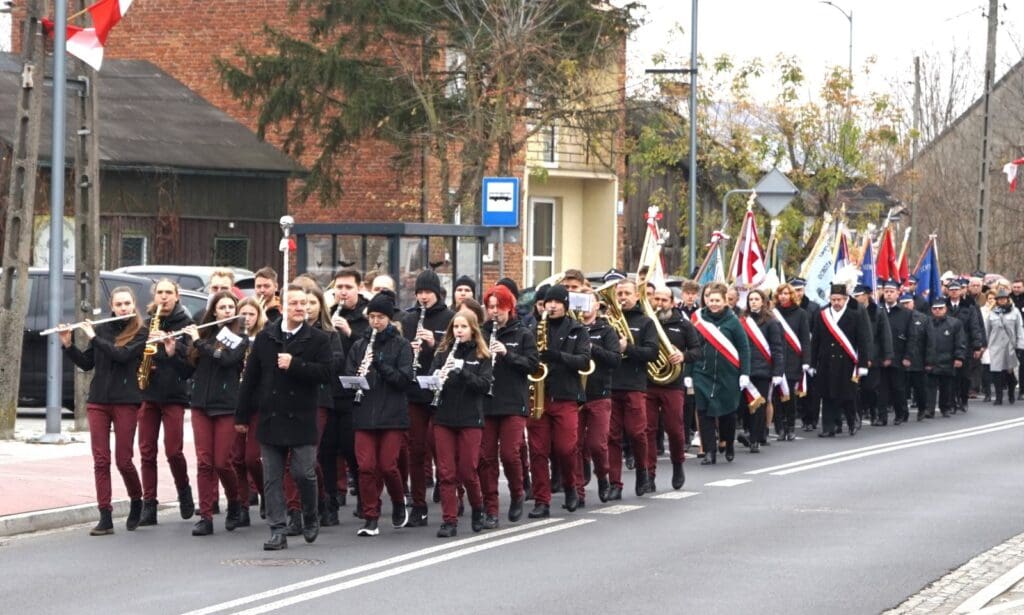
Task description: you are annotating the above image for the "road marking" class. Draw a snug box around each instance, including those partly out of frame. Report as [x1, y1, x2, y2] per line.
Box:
[229, 519, 596, 615]
[954, 561, 1024, 613]
[704, 479, 751, 487]
[589, 504, 644, 514]
[772, 421, 1024, 476]
[181, 518, 564, 615]
[652, 491, 700, 500]
[745, 417, 1024, 476]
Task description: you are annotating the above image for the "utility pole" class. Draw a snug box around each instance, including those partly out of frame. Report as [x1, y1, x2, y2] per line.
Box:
[910, 55, 921, 256]
[976, 0, 998, 272]
[0, 1, 45, 439]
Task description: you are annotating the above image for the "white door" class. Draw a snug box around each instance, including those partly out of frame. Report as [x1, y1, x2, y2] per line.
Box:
[526, 198, 556, 287]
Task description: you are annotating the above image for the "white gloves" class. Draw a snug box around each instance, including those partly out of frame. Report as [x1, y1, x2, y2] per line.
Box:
[683, 377, 693, 388]
[739, 375, 751, 389]
[858, 367, 869, 377]
[801, 364, 810, 373]
[771, 376, 784, 386]
[806, 367, 817, 377]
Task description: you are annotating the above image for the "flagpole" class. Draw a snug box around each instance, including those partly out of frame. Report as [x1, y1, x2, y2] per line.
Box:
[897, 227, 911, 268]
[912, 234, 933, 275]
[68, 6, 90, 22]
[799, 213, 832, 278]
[693, 231, 721, 282]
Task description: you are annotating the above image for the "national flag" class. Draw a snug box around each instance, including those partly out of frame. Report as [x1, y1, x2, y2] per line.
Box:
[834, 231, 850, 273]
[801, 218, 837, 307]
[43, 0, 134, 71]
[876, 227, 898, 282]
[1003, 157, 1024, 192]
[859, 240, 876, 292]
[730, 208, 766, 289]
[912, 237, 942, 302]
[695, 230, 727, 286]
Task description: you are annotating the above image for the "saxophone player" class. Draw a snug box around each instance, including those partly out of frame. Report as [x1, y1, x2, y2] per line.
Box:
[344, 290, 414, 537]
[527, 285, 591, 518]
[480, 284, 538, 526]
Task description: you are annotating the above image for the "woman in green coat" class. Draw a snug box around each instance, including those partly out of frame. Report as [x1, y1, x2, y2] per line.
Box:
[691, 282, 751, 464]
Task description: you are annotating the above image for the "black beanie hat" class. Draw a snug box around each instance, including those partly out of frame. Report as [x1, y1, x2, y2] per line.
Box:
[496, 277, 520, 299]
[535, 283, 550, 303]
[367, 289, 396, 318]
[453, 275, 476, 296]
[544, 284, 570, 310]
[415, 269, 443, 298]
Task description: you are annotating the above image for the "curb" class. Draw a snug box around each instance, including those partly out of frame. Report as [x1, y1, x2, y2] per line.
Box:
[0, 500, 178, 538]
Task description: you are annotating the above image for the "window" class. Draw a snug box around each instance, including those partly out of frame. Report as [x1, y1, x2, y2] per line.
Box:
[541, 125, 556, 163]
[526, 198, 556, 287]
[214, 237, 249, 269]
[120, 235, 147, 267]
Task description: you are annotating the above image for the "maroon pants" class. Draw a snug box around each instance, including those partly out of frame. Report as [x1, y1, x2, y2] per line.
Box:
[191, 409, 239, 519]
[576, 398, 611, 498]
[479, 415, 526, 516]
[232, 414, 263, 505]
[88, 404, 142, 511]
[527, 400, 579, 506]
[285, 408, 327, 511]
[645, 386, 686, 476]
[138, 401, 189, 500]
[433, 425, 483, 525]
[406, 403, 433, 508]
[354, 429, 406, 521]
[609, 390, 648, 488]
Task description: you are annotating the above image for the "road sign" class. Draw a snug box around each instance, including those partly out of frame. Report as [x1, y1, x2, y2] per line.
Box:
[482, 177, 520, 227]
[754, 168, 799, 217]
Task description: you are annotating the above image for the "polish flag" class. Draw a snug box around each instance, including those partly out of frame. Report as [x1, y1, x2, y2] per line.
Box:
[43, 0, 134, 71]
[1003, 157, 1024, 192]
[731, 208, 766, 289]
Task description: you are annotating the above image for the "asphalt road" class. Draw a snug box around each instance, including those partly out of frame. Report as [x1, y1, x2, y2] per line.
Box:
[2, 402, 1023, 615]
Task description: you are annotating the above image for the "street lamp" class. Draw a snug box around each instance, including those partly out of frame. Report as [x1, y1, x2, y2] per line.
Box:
[820, 1, 853, 94]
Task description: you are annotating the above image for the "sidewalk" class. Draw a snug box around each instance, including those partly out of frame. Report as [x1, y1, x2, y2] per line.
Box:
[0, 413, 199, 536]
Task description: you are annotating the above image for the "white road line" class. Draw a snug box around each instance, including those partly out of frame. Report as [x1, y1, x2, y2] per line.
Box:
[652, 491, 700, 500]
[953, 561, 1024, 613]
[589, 504, 644, 514]
[704, 479, 752, 487]
[772, 422, 1024, 476]
[181, 518, 563, 615]
[745, 417, 1024, 476]
[231, 519, 596, 615]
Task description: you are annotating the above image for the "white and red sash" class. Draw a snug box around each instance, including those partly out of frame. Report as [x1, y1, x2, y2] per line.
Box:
[741, 316, 772, 365]
[692, 310, 740, 369]
[773, 307, 807, 397]
[820, 308, 860, 382]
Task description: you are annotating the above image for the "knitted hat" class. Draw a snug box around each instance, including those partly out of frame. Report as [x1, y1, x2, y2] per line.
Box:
[367, 289, 396, 317]
[415, 269, 443, 298]
[544, 285, 570, 310]
[496, 277, 520, 299]
[453, 275, 476, 296]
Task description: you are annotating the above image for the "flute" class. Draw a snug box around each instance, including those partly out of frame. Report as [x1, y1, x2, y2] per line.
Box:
[40, 313, 136, 336]
[148, 314, 244, 344]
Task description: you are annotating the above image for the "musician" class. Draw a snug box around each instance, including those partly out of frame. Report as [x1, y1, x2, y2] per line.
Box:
[254, 266, 282, 323]
[344, 290, 413, 536]
[879, 280, 915, 425]
[236, 284, 334, 550]
[137, 279, 196, 526]
[232, 297, 266, 525]
[772, 283, 811, 441]
[738, 289, 784, 453]
[810, 283, 871, 437]
[924, 300, 967, 417]
[790, 277, 821, 432]
[430, 311, 493, 537]
[60, 287, 147, 535]
[608, 279, 659, 497]
[180, 292, 248, 536]
[577, 287, 621, 504]
[691, 282, 751, 464]
[853, 284, 892, 426]
[562, 269, 587, 292]
[400, 269, 454, 527]
[528, 285, 591, 516]
[452, 275, 477, 310]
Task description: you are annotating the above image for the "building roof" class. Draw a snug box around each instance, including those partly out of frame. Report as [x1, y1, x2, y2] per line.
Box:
[0, 53, 304, 177]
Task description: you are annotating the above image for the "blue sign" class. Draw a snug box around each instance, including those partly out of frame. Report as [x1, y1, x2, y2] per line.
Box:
[482, 177, 520, 227]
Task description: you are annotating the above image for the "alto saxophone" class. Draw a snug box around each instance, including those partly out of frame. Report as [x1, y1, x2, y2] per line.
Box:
[527, 311, 550, 419]
[353, 328, 378, 404]
[137, 305, 162, 390]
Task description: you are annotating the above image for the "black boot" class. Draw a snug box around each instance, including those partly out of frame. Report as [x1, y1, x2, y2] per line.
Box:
[237, 506, 251, 528]
[407, 505, 428, 527]
[700, 450, 717, 465]
[436, 522, 458, 538]
[527, 503, 550, 519]
[178, 486, 195, 520]
[597, 478, 611, 502]
[671, 463, 685, 490]
[285, 510, 303, 536]
[192, 517, 214, 536]
[263, 533, 287, 551]
[606, 485, 623, 500]
[725, 442, 735, 462]
[138, 499, 158, 526]
[471, 508, 485, 533]
[225, 501, 241, 532]
[302, 513, 320, 543]
[322, 497, 340, 527]
[563, 487, 579, 512]
[635, 468, 649, 496]
[508, 498, 524, 522]
[126, 498, 142, 531]
[90, 509, 114, 536]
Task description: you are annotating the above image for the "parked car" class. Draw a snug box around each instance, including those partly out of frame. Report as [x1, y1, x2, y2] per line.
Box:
[113, 265, 255, 294]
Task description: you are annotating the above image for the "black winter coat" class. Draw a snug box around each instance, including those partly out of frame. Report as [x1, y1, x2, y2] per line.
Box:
[187, 335, 249, 416]
[335, 296, 369, 356]
[430, 341, 493, 428]
[401, 301, 454, 404]
[236, 322, 333, 447]
[810, 301, 872, 401]
[924, 315, 967, 376]
[904, 309, 930, 371]
[64, 319, 148, 405]
[883, 302, 916, 365]
[774, 304, 811, 381]
[584, 318, 622, 400]
[140, 303, 194, 404]
[482, 318, 539, 417]
[610, 304, 659, 392]
[346, 324, 413, 430]
[743, 314, 785, 379]
[538, 315, 591, 402]
[947, 300, 986, 350]
[653, 309, 702, 389]
[313, 325, 345, 410]
[864, 300, 894, 365]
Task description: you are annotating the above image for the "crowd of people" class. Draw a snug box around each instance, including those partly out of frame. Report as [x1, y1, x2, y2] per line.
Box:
[55, 263, 1024, 549]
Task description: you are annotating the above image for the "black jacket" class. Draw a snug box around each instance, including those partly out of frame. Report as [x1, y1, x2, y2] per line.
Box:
[946, 300, 986, 351]
[236, 322, 333, 447]
[883, 302, 916, 365]
[401, 301, 454, 404]
[187, 335, 249, 416]
[346, 324, 413, 430]
[744, 314, 785, 379]
[430, 341, 493, 428]
[774, 304, 811, 381]
[140, 303, 194, 404]
[314, 325, 345, 409]
[610, 303, 659, 392]
[584, 318, 622, 400]
[864, 300, 894, 366]
[811, 300, 872, 401]
[482, 318, 539, 417]
[539, 315, 592, 402]
[651, 309, 702, 389]
[924, 315, 967, 376]
[904, 309, 930, 371]
[335, 295, 369, 356]
[64, 319, 148, 405]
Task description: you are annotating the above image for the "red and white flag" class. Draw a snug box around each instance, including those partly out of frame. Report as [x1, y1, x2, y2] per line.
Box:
[731, 208, 766, 289]
[43, 0, 134, 71]
[1003, 157, 1024, 192]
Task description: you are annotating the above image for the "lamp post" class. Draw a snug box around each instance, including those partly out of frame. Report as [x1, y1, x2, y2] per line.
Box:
[820, 1, 853, 98]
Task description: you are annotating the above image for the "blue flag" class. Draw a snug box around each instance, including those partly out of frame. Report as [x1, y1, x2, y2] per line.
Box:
[834, 234, 849, 273]
[913, 239, 941, 302]
[698, 243, 724, 286]
[859, 241, 876, 292]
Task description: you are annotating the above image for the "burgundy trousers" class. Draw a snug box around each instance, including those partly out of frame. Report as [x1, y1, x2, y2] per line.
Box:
[285, 408, 327, 511]
[645, 386, 686, 476]
[479, 415, 527, 516]
[232, 413, 263, 505]
[433, 425, 483, 525]
[137, 401, 189, 500]
[527, 399, 579, 506]
[576, 398, 611, 498]
[191, 409, 239, 519]
[88, 404, 142, 511]
[406, 403, 434, 508]
[609, 390, 648, 488]
[354, 429, 406, 521]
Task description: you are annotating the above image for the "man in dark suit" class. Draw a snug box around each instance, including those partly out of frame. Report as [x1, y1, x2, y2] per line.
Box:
[811, 283, 872, 437]
[237, 284, 333, 550]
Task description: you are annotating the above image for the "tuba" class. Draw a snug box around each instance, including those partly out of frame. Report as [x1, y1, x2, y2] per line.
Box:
[527, 311, 550, 420]
[137, 305, 162, 390]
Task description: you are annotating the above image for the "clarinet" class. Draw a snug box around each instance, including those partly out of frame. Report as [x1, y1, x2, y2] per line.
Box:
[487, 323, 502, 396]
[411, 304, 427, 374]
[431, 350, 457, 407]
[353, 328, 377, 404]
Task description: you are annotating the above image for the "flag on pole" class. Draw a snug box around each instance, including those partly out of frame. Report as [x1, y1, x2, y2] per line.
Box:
[876, 227, 898, 282]
[43, 0, 134, 71]
[1003, 157, 1024, 192]
[801, 217, 838, 307]
[730, 208, 766, 289]
[859, 240, 876, 291]
[696, 231, 727, 286]
[913, 236, 942, 302]
[834, 231, 851, 273]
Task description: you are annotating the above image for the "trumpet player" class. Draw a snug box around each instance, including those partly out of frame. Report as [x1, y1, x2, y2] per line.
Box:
[608, 279, 659, 499]
[345, 290, 414, 537]
[480, 284, 538, 526]
[138, 279, 196, 526]
[527, 285, 591, 518]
